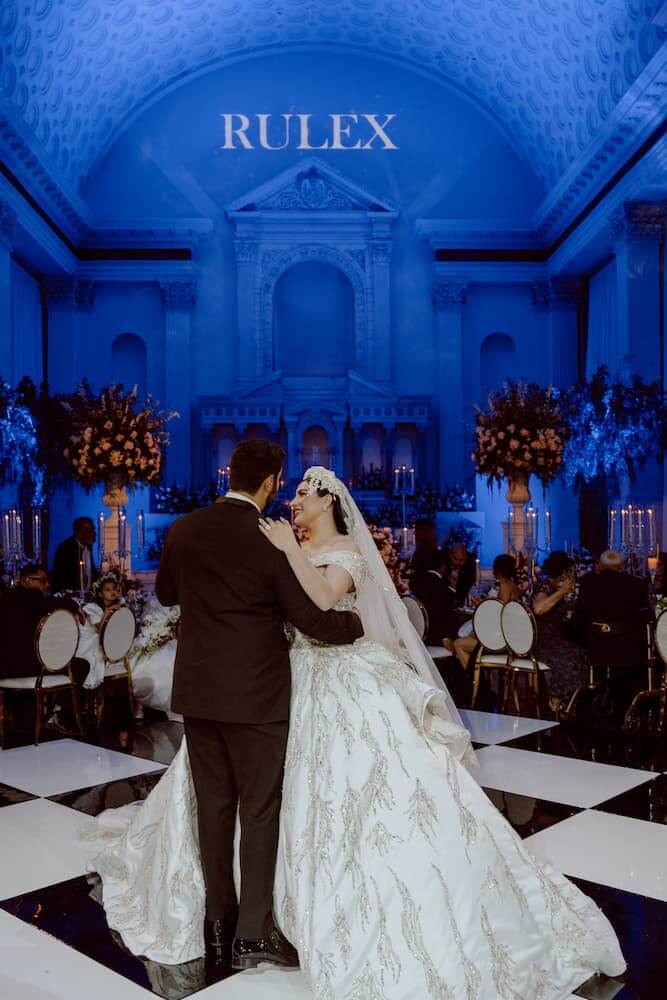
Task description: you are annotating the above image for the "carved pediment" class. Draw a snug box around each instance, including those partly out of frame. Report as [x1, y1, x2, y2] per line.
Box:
[226, 157, 397, 215]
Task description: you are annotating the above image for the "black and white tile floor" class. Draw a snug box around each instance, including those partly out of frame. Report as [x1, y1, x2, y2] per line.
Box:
[0, 712, 665, 999]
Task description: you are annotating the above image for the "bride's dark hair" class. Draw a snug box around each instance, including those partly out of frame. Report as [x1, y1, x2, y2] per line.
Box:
[316, 488, 349, 536]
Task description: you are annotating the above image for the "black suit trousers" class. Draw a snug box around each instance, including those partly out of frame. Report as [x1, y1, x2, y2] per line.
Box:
[183, 715, 288, 938]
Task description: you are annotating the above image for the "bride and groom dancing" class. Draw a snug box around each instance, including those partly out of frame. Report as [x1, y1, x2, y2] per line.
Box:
[83, 439, 625, 999]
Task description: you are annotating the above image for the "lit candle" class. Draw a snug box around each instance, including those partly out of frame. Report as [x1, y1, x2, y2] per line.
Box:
[118, 507, 126, 556]
[508, 508, 515, 550]
[16, 514, 23, 560]
[545, 508, 552, 552]
[648, 556, 658, 577]
[137, 509, 145, 550]
[98, 511, 105, 562]
[393, 467, 399, 492]
[621, 508, 627, 548]
[32, 510, 42, 562]
[79, 558, 85, 595]
[410, 467, 415, 493]
[475, 556, 481, 586]
[2, 512, 10, 556]
[648, 508, 656, 553]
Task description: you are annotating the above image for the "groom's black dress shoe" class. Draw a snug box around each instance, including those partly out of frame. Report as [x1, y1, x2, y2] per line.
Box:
[232, 924, 299, 970]
[205, 915, 238, 984]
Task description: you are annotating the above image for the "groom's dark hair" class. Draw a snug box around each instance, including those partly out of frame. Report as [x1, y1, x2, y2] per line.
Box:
[230, 439, 286, 493]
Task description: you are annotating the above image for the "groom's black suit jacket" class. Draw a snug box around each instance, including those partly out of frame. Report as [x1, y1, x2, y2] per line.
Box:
[156, 497, 363, 724]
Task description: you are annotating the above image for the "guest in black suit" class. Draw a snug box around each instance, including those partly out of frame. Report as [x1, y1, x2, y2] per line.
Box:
[0, 564, 86, 680]
[52, 516, 98, 594]
[443, 541, 476, 606]
[409, 518, 438, 591]
[156, 439, 363, 982]
[412, 549, 459, 650]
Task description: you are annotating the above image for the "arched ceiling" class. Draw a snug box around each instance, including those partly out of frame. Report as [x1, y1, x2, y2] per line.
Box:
[0, 0, 664, 196]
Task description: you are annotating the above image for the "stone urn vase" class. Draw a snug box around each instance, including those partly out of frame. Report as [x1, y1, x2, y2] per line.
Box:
[102, 471, 130, 512]
[505, 470, 531, 506]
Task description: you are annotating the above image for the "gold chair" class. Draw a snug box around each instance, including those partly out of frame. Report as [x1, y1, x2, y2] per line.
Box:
[470, 598, 509, 707]
[499, 601, 550, 718]
[0, 608, 83, 747]
[95, 606, 137, 727]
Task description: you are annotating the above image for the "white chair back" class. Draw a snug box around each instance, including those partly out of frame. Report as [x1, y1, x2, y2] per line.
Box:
[101, 606, 136, 662]
[655, 609, 667, 664]
[36, 609, 79, 673]
[472, 599, 505, 651]
[402, 596, 428, 641]
[501, 601, 537, 657]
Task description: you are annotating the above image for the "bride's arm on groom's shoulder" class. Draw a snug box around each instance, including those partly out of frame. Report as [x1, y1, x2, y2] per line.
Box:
[259, 518, 350, 611]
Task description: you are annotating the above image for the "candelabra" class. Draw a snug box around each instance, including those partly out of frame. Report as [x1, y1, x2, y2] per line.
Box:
[393, 465, 416, 553]
[217, 466, 231, 495]
[97, 507, 145, 578]
[609, 501, 657, 575]
[2, 508, 24, 585]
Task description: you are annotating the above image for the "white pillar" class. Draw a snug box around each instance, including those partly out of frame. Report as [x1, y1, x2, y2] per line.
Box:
[531, 278, 581, 390]
[160, 281, 196, 485]
[42, 278, 94, 392]
[234, 239, 261, 382]
[370, 239, 392, 383]
[433, 280, 467, 489]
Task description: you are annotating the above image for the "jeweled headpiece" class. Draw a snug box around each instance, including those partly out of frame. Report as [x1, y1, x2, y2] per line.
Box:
[303, 466, 355, 530]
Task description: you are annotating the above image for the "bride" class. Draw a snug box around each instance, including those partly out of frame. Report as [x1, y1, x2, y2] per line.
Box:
[82, 468, 625, 999]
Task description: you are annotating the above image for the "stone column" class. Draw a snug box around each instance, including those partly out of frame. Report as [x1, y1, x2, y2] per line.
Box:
[160, 281, 196, 485]
[234, 239, 260, 383]
[531, 278, 582, 390]
[42, 278, 94, 392]
[611, 201, 665, 382]
[371, 240, 393, 383]
[433, 280, 467, 489]
[0, 199, 17, 379]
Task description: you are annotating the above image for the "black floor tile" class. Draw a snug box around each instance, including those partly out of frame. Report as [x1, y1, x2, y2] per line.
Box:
[0, 783, 36, 808]
[482, 786, 582, 837]
[570, 876, 667, 1000]
[96, 720, 184, 767]
[0, 875, 214, 998]
[48, 772, 163, 815]
[503, 724, 667, 772]
[592, 773, 667, 825]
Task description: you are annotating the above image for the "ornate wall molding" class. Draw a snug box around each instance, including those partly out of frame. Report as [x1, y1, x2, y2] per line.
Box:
[532, 278, 583, 310]
[432, 281, 467, 310]
[0, 198, 17, 251]
[41, 277, 94, 310]
[226, 158, 398, 384]
[610, 201, 667, 243]
[160, 281, 197, 310]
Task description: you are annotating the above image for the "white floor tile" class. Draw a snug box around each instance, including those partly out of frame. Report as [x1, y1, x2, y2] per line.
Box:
[460, 709, 558, 745]
[526, 808, 667, 902]
[0, 799, 94, 899]
[0, 909, 148, 999]
[474, 745, 654, 808]
[0, 739, 165, 797]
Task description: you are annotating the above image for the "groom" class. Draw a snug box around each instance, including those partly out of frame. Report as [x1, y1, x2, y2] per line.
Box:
[156, 439, 363, 981]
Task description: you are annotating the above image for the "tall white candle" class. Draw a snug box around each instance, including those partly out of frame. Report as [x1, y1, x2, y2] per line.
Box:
[137, 510, 145, 550]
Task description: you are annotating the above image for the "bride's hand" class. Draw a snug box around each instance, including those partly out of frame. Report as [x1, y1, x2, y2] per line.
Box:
[259, 517, 299, 553]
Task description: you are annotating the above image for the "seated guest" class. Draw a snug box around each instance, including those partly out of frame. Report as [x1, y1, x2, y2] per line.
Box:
[454, 554, 520, 671]
[533, 550, 586, 712]
[0, 565, 89, 733]
[412, 549, 459, 650]
[52, 516, 98, 594]
[443, 541, 476, 607]
[409, 519, 438, 590]
[574, 549, 649, 626]
[78, 571, 126, 690]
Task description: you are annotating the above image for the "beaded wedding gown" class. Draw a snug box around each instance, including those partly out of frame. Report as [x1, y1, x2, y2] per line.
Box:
[82, 546, 625, 1000]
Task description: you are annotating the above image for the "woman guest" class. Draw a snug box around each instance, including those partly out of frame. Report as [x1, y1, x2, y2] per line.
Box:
[77, 571, 125, 690]
[454, 553, 520, 671]
[533, 550, 585, 711]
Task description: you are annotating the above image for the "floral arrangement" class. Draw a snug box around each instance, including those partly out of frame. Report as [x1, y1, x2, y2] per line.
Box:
[133, 600, 180, 663]
[472, 380, 568, 489]
[65, 383, 176, 490]
[0, 379, 45, 505]
[560, 366, 666, 492]
[369, 525, 410, 594]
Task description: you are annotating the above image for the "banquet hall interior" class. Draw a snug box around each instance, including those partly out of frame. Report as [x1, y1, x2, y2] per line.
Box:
[0, 1, 667, 998]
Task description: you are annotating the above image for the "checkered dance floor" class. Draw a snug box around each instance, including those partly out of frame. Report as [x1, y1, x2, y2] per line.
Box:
[1, 713, 665, 999]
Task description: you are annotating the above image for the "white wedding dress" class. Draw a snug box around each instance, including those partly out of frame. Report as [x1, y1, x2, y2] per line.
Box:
[82, 549, 625, 1000]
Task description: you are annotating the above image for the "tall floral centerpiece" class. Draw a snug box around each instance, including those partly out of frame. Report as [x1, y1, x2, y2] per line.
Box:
[65, 383, 175, 568]
[472, 381, 568, 551]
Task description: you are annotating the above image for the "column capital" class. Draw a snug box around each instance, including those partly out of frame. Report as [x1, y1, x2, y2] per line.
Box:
[41, 277, 95, 310]
[233, 239, 258, 263]
[432, 280, 468, 310]
[0, 198, 17, 251]
[371, 240, 392, 263]
[532, 277, 582, 309]
[160, 280, 196, 309]
[610, 201, 666, 244]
